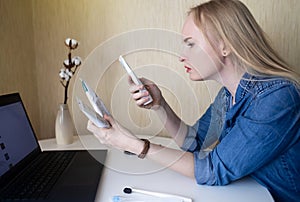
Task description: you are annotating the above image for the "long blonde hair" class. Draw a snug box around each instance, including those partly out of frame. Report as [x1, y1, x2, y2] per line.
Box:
[190, 0, 300, 85]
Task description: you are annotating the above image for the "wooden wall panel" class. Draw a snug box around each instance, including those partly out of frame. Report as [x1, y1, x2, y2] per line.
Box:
[0, 0, 40, 136]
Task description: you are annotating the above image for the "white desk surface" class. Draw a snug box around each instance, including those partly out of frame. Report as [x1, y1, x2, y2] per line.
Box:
[39, 135, 274, 202]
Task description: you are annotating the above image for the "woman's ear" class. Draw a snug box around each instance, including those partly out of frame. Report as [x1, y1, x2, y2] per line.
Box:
[219, 40, 231, 57]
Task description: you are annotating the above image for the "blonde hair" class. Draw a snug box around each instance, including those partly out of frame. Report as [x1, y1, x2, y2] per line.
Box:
[190, 0, 300, 85]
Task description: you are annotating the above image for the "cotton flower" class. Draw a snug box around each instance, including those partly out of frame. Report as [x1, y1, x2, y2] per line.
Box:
[65, 68, 73, 77]
[59, 68, 72, 81]
[64, 38, 79, 49]
[63, 59, 71, 67]
[72, 56, 82, 66]
[59, 68, 66, 79]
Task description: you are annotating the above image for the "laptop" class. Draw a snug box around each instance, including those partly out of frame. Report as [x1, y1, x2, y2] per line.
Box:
[0, 93, 107, 201]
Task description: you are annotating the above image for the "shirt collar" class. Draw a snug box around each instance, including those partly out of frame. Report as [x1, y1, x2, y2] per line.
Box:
[232, 72, 256, 104]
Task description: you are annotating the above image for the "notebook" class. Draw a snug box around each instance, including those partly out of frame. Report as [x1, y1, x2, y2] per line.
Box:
[0, 93, 107, 201]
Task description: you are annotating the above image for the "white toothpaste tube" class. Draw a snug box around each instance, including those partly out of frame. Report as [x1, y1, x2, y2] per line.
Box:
[76, 98, 110, 128]
[123, 187, 192, 202]
[81, 79, 110, 117]
[112, 195, 183, 202]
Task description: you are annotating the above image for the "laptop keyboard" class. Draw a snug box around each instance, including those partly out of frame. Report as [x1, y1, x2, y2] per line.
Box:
[0, 151, 76, 200]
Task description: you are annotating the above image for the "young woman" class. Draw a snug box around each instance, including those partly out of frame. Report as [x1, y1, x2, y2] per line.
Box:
[87, 0, 300, 201]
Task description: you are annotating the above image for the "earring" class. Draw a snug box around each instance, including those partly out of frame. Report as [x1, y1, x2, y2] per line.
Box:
[222, 51, 227, 56]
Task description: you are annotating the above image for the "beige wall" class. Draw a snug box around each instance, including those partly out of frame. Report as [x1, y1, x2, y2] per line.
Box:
[1, 0, 299, 139]
[0, 0, 40, 135]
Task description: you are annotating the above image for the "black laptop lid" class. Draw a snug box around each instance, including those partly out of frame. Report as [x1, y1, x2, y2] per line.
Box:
[0, 93, 40, 183]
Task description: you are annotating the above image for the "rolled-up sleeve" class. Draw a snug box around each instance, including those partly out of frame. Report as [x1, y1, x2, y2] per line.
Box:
[181, 122, 200, 151]
[193, 151, 216, 185]
[180, 88, 228, 185]
[181, 106, 212, 152]
[180, 104, 219, 185]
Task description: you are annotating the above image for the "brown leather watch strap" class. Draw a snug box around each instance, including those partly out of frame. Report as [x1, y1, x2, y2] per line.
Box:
[138, 139, 150, 159]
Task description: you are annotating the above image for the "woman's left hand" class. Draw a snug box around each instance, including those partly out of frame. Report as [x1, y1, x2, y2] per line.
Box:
[87, 115, 142, 153]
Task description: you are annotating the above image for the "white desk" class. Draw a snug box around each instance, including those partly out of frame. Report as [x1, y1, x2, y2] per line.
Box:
[39, 135, 274, 202]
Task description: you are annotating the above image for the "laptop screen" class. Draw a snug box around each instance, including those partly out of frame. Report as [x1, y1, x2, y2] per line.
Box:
[0, 95, 39, 177]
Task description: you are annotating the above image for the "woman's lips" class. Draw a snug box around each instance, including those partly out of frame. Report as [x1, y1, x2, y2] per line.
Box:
[184, 66, 192, 73]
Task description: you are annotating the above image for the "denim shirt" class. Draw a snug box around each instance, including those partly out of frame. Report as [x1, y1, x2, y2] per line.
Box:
[181, 73, 300, 202]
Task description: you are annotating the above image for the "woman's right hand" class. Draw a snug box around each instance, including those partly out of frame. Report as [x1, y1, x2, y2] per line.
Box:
[128, 77, 164, 110]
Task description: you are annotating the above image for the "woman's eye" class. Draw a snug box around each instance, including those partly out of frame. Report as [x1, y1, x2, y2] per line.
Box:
[187, 42, 194, 48]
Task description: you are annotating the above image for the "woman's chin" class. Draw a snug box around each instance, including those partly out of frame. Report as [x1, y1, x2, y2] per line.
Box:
[189, 74, 204, 81]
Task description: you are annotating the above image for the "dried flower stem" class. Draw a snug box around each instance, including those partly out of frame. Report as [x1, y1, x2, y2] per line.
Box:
[64, 79, 70, 104]
[59, 38, 81, 105]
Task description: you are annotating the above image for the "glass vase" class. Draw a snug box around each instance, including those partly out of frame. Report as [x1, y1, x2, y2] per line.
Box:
[55, 103, 75, 145]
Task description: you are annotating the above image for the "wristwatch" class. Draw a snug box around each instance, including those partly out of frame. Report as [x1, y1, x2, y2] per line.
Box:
[138, 139, 150, 159]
